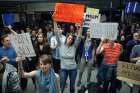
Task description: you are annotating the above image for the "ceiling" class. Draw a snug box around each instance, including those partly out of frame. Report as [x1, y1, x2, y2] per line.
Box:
[0, 0, 119, 8]
[0, 0, 138, 9]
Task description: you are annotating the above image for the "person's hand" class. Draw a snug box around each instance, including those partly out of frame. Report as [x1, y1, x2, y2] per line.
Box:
[15, 56, 23, 63]
[7, 25, 17, 35]
[136, 57, 140, 61]
[75, 23, 82, 37]
[101, 38, 108, 44]
[75, 23, 81, 30]
[0, 57, 10, 63]
[121, 36, 125, 41]
[7, 25, 12, 29]
[53, 21, 59, 33]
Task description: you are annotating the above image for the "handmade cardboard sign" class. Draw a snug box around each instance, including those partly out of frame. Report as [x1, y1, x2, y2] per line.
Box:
[83, 7, 100, 27]
[117, 62, 140, 86]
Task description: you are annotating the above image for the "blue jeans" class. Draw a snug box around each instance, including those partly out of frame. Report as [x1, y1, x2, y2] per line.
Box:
[78, 58, 93, 85]
[97, 63, 117, 81]
[97, 63, 117, 93]
[60, 69, 77, 93]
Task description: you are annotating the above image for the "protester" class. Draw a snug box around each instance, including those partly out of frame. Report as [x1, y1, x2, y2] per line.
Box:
[96, 38, 122, 93]
[31, 29, 38, 46]
[0, 34, 17, 67]
[20, 29, 38, 90]
[130, 45, 140, 63]
[125, 32, 140, 62]
[0, 27, 20, 91]
[59, 23, 82, 93]
[36, 28, 43, 36]
[50, 22, 66, 74]
[17, 54, 60, 93]
[46, 25, 54, 44]
[77, 28, 96, 87]
[35, 34, 52, 57]
[130, 44, 140, 93]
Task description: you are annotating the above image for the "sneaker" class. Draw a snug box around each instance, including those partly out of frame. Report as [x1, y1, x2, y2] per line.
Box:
[85, 89, 88, 93]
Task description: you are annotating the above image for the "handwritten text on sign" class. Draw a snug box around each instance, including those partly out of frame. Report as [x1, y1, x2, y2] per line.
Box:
[10, 33, 36, 58]
[83, 8, 100, 27]
[117, 62, 140, 86]
[83, 14, 100, 27]
[90, 23, 118, 40]
[53, 3, 85, 23]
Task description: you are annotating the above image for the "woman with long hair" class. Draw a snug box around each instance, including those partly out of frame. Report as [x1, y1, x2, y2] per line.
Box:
[35, 34, 52, 57]
[59, 24, 82, 93]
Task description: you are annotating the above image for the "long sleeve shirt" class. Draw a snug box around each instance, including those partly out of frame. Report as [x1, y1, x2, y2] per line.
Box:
[50, 35, 66, 60]
[0, 47, 17, 67]
[60, 37, 81, 70]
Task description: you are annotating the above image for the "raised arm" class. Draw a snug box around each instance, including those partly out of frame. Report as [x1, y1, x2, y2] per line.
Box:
[75, 23, 82, 38]
[96, 39, 107, 54]
[53, 21, 59, 33]
[73, 24, 82, 48]
[8, 25, 18, 35]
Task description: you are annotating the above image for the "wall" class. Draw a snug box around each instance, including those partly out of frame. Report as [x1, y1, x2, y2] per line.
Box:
[26, 3, 55, 12]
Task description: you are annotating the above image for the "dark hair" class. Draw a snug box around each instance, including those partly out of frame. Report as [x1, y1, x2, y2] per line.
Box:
[36, 34, 48, 45]
[1, 34, 9, 42]
[3, 27, 11, 34]
[39, 55, 52, 65]
[65, 34, 75, 46]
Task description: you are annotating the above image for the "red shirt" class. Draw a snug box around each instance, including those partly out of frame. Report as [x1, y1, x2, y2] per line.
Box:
[102, 43, 122, 65]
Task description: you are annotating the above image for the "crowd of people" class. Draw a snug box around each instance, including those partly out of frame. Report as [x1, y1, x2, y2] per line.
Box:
[0, 20, 140, 93]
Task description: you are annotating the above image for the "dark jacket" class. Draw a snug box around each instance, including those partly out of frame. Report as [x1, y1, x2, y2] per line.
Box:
[35, 44, 52, 57]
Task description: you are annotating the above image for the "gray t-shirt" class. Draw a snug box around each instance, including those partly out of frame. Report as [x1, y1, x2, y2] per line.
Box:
[60, 37, 81, 70]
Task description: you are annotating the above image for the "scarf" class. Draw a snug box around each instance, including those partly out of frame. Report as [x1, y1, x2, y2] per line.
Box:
[36, 68, 58, 93]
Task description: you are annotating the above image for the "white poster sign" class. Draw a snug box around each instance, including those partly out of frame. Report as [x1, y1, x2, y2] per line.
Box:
[83, 8, 100, 27]
[10, 33, 36, 58]
[90, 22, 118, 40]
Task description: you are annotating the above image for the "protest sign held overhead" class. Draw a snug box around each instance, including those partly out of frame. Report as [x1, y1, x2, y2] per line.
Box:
[117, 62, 140, 86]
[2, 13, 14, 26]
[10, 33, 36, 58]
[90, 22, 118, 40]
[53, 3, 85, 24]
[83, 7, 100, 27]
